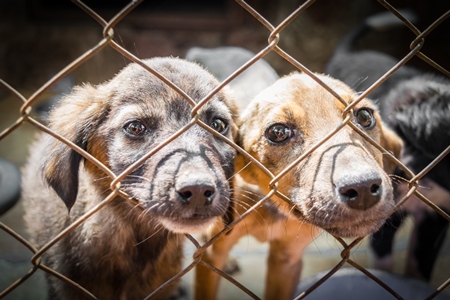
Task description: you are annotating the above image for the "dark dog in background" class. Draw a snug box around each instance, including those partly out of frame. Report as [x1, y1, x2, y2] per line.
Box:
[326, 11, 450, 281]
[22, 57, 239, 299]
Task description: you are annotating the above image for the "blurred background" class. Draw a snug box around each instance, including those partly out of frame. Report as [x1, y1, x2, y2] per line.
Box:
[1, 0, 449, 299]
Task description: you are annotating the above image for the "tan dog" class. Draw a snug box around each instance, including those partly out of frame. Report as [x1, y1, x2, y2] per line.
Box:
[22, 57, 239, 299]
[195, 73, 403, 299]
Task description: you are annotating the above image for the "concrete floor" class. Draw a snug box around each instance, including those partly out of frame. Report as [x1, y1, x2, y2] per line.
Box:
[1, 92, 449, 299]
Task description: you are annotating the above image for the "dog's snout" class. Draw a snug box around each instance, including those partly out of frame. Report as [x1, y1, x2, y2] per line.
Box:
[337, 173, 382, 211]
[176, 180, 216, 206]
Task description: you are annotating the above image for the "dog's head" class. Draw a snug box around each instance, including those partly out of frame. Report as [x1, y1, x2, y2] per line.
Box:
[237, 73, 403, 237]
[41, 57, 239, 234]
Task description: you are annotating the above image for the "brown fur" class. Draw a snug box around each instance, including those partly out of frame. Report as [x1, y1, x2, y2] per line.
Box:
[195, 73, 403, 299]
[22, 57, 239, 299]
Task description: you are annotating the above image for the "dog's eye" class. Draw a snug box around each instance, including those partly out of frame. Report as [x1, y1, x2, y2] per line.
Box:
[210, 118, 228, 134]
[265, 124, 294, 144]
[355, 108, 375, 129]
[123, 121, 147, 137]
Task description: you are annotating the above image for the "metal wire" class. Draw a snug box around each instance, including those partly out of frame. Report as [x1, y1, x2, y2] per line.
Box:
[0, 0, 449, 299]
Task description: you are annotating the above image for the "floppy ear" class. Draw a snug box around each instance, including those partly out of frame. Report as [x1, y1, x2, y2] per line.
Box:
[379, 122, 403, 174]
[41, 84, 108, 212]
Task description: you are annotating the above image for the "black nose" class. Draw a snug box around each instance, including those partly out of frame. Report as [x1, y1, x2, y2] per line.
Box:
[176, 181, 216, 206]
[337, 173, 382, 210]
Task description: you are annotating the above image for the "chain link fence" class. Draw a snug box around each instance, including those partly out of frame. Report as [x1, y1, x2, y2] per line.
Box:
[1, 0, 449, 299]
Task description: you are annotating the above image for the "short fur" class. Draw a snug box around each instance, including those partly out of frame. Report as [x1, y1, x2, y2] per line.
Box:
[22, 57, 239, 299]
[195, 72, 403, 299]
[326, 11, 450, 280]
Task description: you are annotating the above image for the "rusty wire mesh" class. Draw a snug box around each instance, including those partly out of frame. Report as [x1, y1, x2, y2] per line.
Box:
[1, 0, 450, 299]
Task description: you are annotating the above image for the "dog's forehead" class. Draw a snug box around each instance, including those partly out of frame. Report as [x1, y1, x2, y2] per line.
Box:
[283, 73, 356, 106]
[247, 74, 346, 120]
[251, 73, 376, 115]
[102, 57, 235, 117]
[106, 57, 221, 101]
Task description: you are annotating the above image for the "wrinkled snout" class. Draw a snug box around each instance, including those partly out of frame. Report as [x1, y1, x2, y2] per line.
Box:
[295, 137, 394, 237]
[145, 145, 232, 234]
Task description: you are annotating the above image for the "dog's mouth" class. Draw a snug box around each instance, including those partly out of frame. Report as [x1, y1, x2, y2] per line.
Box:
[321, 218, 387, 238]
[159, 214, 219, 234]
[290, 196, 393, 238]
[305, 209, 391, 238]
[147, 187, 229, 234]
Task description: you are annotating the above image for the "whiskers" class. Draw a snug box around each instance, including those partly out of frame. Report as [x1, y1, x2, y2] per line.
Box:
[389, 173, 409, 185]
[94, 174, 152, 185]
[230, 184, 290, 236]
[227, 161, 252, 181]
[231, 186, 269, 216]
[122, 174, 153, 183]
[93, 174, 151, 197]
[390, 173, 431, 191]
[134, 223, 165, 246]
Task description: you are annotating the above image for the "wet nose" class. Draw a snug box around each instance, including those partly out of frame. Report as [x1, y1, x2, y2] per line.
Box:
[176, 179, 216, 206]
[337, 172, 382, 210]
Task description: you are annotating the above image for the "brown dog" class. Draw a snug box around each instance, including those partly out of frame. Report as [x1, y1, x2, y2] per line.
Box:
[195, 72, 403, 299]
[22, 57, 239, 299]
